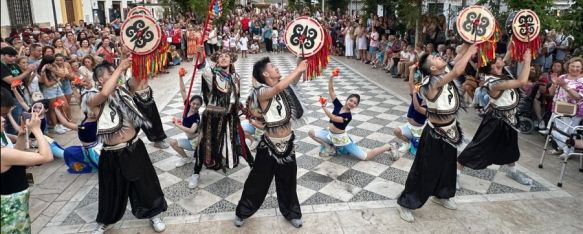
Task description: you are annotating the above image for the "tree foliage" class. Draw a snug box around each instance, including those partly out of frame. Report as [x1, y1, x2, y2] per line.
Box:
[327, 0, 350, 12]
[558, 0, 582, 47]
[502, 0, 557, 30]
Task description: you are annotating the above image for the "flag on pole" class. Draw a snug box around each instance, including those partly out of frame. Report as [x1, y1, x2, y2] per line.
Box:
[212, 0, 222, 17]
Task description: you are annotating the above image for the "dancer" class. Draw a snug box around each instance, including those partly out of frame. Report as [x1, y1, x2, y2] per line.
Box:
[396, 44, 478, 222]
[394, 65, 427, 156]
[87, 60, 167, 233]
[235, 58, 307, 228]
[130, 76, 169, 149]
[51, 79, 101, 174]
[308, 72, 393, 160]
[457, 50, 533, 186]
[171, 70, 202, 189]
[194, 50, 252, 188]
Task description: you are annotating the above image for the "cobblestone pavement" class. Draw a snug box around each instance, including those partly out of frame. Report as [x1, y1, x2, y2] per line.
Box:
[29, 53, 583, 234]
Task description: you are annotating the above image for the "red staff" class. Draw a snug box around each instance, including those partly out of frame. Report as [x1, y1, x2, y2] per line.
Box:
[183, 0, 218, 117]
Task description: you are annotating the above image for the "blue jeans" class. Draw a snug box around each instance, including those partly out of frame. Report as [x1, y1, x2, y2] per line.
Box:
[313, 128, 367, 160]
[474, 87, 490, 107]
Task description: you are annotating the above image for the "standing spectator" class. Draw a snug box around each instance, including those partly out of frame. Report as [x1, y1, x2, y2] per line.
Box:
[207, 27, 218, 55]
[356, 24, 367, 62]
[28, 44, 42, 65]
[63, 31, 78, 58]
[1, 47, 35, 134]
[367, 27, 379, 64]
[541, 35, 556, 71]
[263, 25, 273, 52]
[53, 54, 73, 115]
[52, 38, 70, 58]
[554, 29, 572, 62]
[170, 24, 183, 60]
[37, 55, 68, 134]
[76, 39, 93, 58]
[239, 31, 249, 58]
[343, 22, 355, 58]
[95, 38, 116, 64]
[186, 25, 201, 62]
[38, 33, 51, 47]
[271, 26, 279, 53]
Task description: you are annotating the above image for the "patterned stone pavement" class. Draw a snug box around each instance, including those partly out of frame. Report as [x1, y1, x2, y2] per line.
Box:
[33, 54, 573, 233]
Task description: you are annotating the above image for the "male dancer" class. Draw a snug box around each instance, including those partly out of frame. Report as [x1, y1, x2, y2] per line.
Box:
[193, 50, 252, 188]
[87, 59, 167, 233]
[396, 44, 478, 222]
[235, 58, 307, 228]
[131, 78, 169, 149]
[457, 50, 533, 186]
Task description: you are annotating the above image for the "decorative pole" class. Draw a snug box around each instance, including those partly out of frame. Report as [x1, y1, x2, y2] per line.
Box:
[182, 0, 218, 117]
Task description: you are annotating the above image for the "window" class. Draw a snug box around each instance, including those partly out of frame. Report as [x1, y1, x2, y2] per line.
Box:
[6, 0, 33, 27]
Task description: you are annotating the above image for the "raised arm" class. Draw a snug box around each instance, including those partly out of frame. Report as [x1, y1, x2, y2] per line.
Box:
[12, 87, 31, 111]
[491, 49, 532, 91]
[321, 103, 344, 123]
[258, 60, 308, 101]
[87, 58, 132, 108]
[6, 109, 22, 133]
[328, 74, 337, 101]
[438, 44, 478, 88]
[179, 73, 187, 102]
[1, 113, 53, 167]
[1, 64, 35, 84]
[54, 107, 79, 131]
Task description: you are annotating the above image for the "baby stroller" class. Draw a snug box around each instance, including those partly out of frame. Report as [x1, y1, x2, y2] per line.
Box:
[515, 84, 541, 134]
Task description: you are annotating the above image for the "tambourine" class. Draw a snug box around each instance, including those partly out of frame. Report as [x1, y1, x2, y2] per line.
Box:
[456, 6, 496, 44]
[284, 16, 326, 57]
[120, 14, 162, 55]
[511, 9, 540, 43]
[505, 11, 518, 36]
[127, 6, 152, 17]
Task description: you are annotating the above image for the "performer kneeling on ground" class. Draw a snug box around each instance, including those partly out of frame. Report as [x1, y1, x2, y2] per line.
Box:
[235, 58, 307, 228]
[457, 50, 534, 186]
[396, 44, 478, 222]
[308, 73, 393, 160]
[170, 70, 203, 189]
[394, 65, 427, 156]
[194, 50, 253, 189]
[87, 59, 167, 234]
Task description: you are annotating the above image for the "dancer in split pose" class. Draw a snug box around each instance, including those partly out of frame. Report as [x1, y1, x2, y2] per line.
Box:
[171, 69, 202, 189]
[235, 58, 307, 228]
[457, 50, 533, 186]
[396, 44, 478, 222]
[308, 72, 393, 160]
[87, 60, 167, 233]
[194, 50, 252, 188]
[394, 65, 427, 156]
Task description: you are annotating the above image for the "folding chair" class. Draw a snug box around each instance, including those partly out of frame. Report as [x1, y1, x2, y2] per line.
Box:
[538, 115, 583, 187]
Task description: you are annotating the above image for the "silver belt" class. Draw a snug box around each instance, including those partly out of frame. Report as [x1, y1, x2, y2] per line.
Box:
[102, 137, 139, 151]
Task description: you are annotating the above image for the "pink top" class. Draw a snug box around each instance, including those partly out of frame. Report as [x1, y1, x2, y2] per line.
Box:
[553, 74, 583, 117]
[369, 32, 379, 48]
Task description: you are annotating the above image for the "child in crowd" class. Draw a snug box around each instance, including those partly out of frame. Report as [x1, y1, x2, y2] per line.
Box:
[249, 42, 260, 54]
[222, 34, 230, 52]
[239, 32, 249, 58]
[272, 27, 279, 53]
[229, 33, 238, 53]
[169, 45, 182, 66]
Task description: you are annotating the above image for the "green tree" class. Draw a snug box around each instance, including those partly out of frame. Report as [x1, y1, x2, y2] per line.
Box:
[327, 0, 350, 12]
[559, 0, 582, 48]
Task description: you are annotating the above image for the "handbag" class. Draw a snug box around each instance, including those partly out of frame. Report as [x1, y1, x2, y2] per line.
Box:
[554, 100, 577, 116]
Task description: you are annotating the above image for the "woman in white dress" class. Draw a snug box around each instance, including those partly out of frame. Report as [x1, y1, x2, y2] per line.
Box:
[343, 22, 354, 58]
[356, 25, 368, 63]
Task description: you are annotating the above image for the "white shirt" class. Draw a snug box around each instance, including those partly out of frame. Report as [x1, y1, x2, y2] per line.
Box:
[229, 36, 237, 48]
[239, 37, 249, 50]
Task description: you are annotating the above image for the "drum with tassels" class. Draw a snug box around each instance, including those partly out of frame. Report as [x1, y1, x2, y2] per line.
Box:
[284, 16, 332, 80]
[509, 9, 541, 61]
[456, 5, 501, 67]
[120, 14, 162, 80]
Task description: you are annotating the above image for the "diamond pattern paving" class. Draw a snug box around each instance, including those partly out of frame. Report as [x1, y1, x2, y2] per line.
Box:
[58, 53, 556, 225]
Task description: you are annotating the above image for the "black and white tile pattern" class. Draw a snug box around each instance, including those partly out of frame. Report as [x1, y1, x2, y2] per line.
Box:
[57, 53, 557, 225]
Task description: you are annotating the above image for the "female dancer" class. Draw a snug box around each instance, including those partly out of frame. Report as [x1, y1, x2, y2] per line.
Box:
[457, 50, 534, 187]
[308, 72, 392, 160]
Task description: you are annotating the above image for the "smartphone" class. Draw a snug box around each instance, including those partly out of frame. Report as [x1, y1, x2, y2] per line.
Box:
[21, 112, 32, 121]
